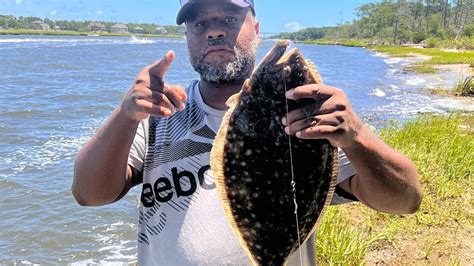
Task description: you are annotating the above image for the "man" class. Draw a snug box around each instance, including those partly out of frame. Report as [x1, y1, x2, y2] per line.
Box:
[72, 0, 423, 265]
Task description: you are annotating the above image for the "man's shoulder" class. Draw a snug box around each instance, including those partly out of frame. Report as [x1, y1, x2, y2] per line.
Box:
[185, 79, 199, 93]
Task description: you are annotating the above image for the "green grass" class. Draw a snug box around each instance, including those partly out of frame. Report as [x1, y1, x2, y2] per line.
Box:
[404, 64, 437, 73]
[370, 45, 474, 74]
[425, 37, 474, 50]
[454, 76, 474, 97]
[0, 29, 184, 38]
[301, 39, 368, 48]
[298, 38, 473, 74]
[382, 113, 473, 183]
[316, 208, 388, 265]
[300, 36, 474, 50]
[371, 45, 474, 65]
[317, 113, 474, 264]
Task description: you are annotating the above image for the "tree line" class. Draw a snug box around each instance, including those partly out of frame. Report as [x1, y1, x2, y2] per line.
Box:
[276, 0, 473, 44]
[0, 15, 185, 35]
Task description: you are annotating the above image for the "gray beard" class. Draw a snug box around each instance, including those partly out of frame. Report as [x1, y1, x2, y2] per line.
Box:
[190, 40, 258, 84]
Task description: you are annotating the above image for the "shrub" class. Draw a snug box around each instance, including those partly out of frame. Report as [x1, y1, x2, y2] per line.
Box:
[454, 76, 474, 97]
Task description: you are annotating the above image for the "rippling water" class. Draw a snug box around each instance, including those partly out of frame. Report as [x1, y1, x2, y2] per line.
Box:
[0, 35, 469, 263]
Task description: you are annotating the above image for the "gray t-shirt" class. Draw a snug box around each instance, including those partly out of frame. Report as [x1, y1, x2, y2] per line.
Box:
[128, 80, 356, 265]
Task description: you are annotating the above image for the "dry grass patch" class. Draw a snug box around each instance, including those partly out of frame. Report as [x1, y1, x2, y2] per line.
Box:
[317, 113, 473, 265]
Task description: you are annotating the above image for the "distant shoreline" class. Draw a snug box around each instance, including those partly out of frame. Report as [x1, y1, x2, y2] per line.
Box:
[2, 32, 471, 97]
[0, 29, 184, 39]
[295, 39, 473, 98]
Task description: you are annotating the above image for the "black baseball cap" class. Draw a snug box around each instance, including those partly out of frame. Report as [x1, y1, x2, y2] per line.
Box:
[176, 0, 255, 25]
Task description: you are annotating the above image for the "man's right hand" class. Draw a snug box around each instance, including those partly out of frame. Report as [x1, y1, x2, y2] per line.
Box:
[120, 50, 188, 122]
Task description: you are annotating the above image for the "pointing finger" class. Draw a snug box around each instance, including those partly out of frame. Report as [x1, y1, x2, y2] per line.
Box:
[149, 50, 175, 80]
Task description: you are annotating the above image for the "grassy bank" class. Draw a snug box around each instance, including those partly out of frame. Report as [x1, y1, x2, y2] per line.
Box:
[300, 39, 367, 48]
[297, 38, 473, 74]
[424, 37, 474, 50]
[301, 40, 474, 68]
[371, 45, 474, 75]
[454, 77, 474, 96]
[0, 29, 184, 39]
[371, 45, 474, 65]
[317, 112, 473, 264]
[297, 37, 474, 50]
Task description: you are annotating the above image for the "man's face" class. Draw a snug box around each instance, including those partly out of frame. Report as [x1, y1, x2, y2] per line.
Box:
[185, 1, 260, 85]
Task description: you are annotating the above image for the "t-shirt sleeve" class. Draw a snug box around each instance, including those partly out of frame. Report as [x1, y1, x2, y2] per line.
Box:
[128, 118, 149, 172]
[330, 148, 358, 205]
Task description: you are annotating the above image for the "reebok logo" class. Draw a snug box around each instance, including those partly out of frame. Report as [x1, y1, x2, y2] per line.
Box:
[141, 165, 216, 208]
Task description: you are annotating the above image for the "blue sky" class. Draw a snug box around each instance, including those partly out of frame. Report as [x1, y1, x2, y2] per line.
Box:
[1, 0, 376, 33]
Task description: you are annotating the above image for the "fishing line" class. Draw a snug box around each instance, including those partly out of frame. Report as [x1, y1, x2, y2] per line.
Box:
[283, 66, 303, 266]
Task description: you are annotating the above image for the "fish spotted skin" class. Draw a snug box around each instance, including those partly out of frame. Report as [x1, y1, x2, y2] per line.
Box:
[211, 40, 339, 266]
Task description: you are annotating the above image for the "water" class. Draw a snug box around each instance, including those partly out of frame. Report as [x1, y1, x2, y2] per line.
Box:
[0, 35, 470, 264]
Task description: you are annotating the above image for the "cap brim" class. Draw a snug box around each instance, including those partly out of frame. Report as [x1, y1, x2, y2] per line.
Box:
[176, 2, 195, 25]
[176, 0, 252, 25]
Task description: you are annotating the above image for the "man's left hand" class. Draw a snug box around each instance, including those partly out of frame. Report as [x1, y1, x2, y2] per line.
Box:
[282, 84, 363, 148]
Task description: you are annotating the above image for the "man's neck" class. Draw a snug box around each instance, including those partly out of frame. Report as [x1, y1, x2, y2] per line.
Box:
[199, 80, 243, 110]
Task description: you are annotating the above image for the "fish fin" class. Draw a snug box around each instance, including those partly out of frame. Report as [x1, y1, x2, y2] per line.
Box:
[306, 59, 323, 85]
[226, 92, 242, 108]
[304, 146, 339, 242]
[305, 59, 316, 70]
[210, 106, 259, 266]
[242, 79, 251, 92]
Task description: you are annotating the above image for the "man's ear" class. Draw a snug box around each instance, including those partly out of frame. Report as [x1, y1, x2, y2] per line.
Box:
[254, 20, 260, 36]
[254, 20, 261, 45]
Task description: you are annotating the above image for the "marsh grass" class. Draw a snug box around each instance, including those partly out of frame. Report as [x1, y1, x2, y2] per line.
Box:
[454, 76, 474, 96]
[300, 42, 473, 74]
[371, 46, 474, 74]
[315, 208, 386, 265]
[317, 113, 473, 264]
[371, 46, 474, 64]
[301, 39, 367, 48]
[404, 64, 437, 73]
[425, 37, 474, 50]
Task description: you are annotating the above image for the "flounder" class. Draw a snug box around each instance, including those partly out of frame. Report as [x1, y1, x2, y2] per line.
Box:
[211, 40, 339, 265]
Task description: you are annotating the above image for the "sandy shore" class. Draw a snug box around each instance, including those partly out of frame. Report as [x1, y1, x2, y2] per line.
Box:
[433, 63, 473, 76]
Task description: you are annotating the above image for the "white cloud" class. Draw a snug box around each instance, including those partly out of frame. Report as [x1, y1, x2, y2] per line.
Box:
[15, 0, 23, 5]
[50, 10, 57, 15]
[96, 10, 103, 15]
[284, 22, 305, 32]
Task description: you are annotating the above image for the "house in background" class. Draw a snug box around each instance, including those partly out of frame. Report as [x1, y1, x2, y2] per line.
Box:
[110, 24, 128, 34]
[87, 22, 106, 32]
[132, 26, 145, 34]
[155, 26, 167, 35]
[53, 25, 61, 31]
[32, 20, 50, 31]
[177, 27, 186, 35]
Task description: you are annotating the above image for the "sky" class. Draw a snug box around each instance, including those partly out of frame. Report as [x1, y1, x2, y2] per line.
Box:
[1, 0, 377, 33]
